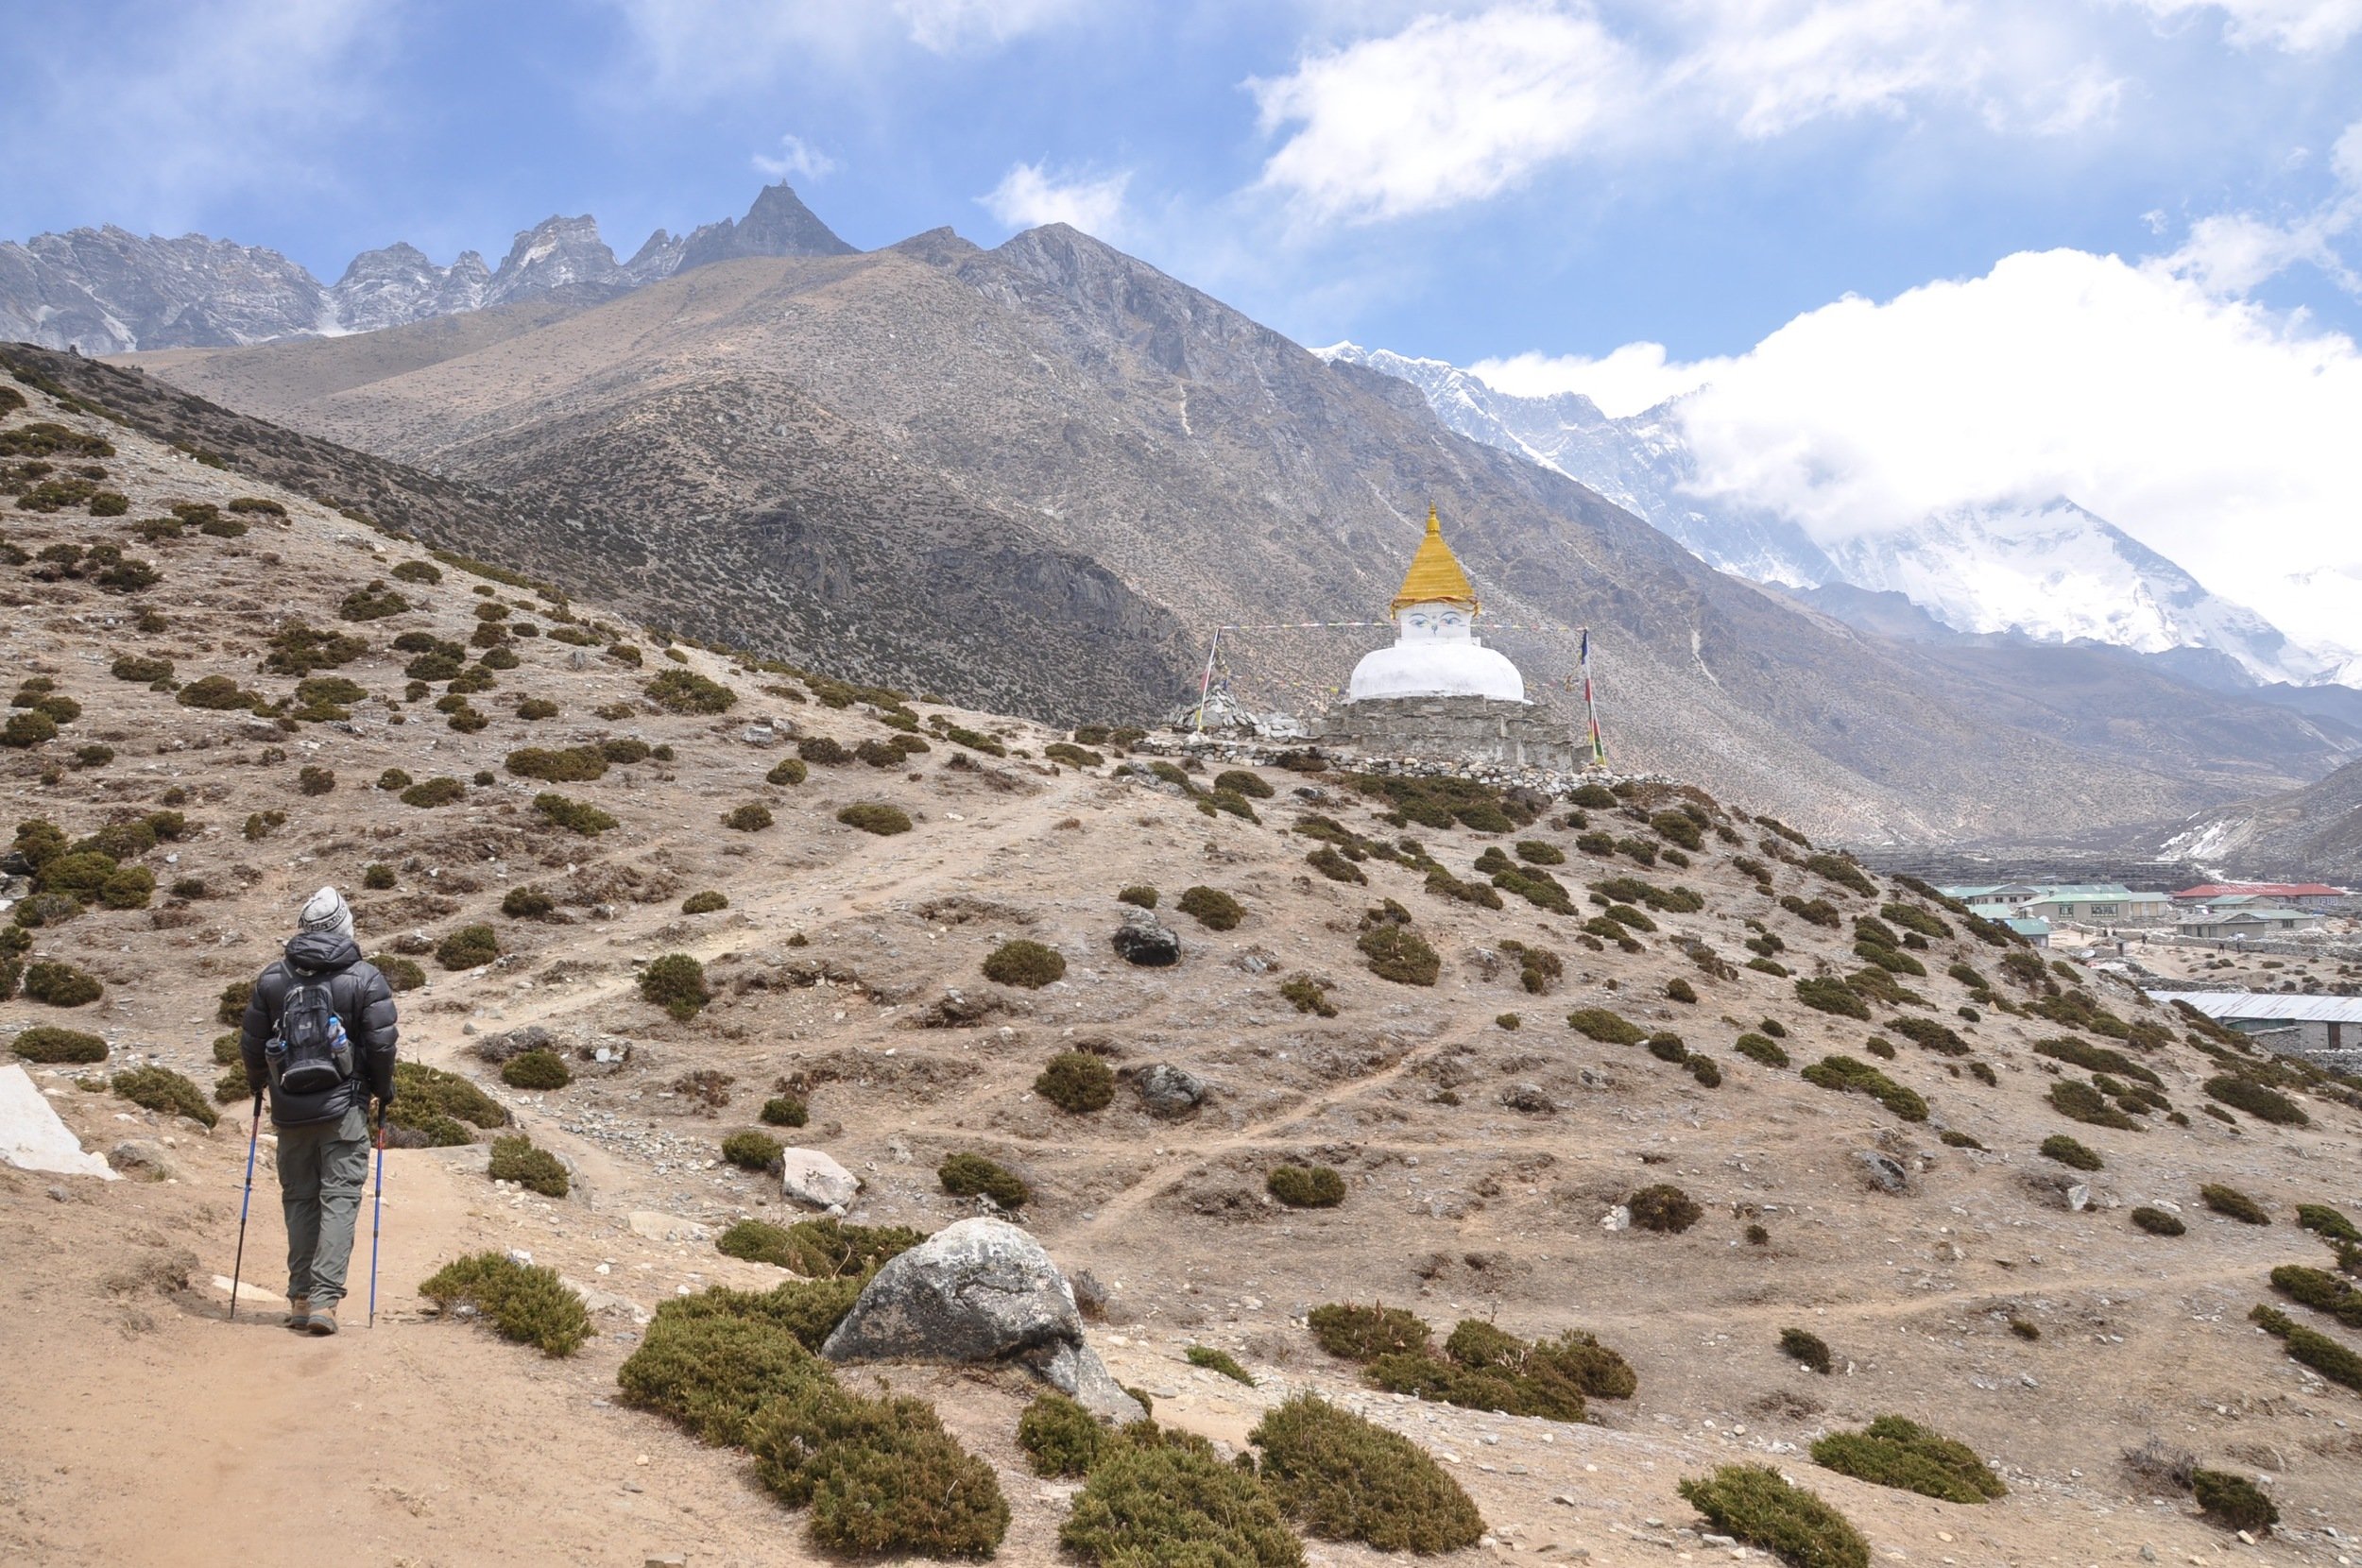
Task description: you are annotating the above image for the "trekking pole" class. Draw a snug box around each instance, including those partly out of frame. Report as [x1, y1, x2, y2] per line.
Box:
[230, 1090, 262, 1321]
[368, 1104, 387, 1329]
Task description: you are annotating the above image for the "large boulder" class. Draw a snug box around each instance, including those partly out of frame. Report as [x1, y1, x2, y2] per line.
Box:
[0, 1065, 117, 1180]
[1110, 910, 1180, 967]
[1128, 1063, 1207, 1117]
[780, 1148, 860, 1210]
[821, 1217, 1143, 1423]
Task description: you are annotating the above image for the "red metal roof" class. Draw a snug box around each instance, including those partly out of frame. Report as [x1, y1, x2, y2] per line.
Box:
[2170, 882, 2345, 898]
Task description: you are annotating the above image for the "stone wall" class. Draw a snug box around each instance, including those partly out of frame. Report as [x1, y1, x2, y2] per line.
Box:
[1312, 695, 1583, 772]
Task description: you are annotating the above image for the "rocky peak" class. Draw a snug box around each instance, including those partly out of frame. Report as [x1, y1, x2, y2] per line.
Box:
[330, 242, 490, 333]
[0, 226, 328, 352]
[483, 214, 628, 307]
[623, 228, 685, 284]
[672, 183, 856, 274]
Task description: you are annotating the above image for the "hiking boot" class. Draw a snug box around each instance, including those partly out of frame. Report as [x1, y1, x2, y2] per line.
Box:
[286, 1297, 310, 1330]
[306, 1303, 339, 1337]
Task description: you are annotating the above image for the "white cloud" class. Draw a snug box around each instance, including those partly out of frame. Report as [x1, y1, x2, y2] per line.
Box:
[1471, 342, 1737, 417]
[1639, 248, 2362, 652]
[979, 162, 1132, 237]
[752, 134, 838, 181]
[1249, 1, 2128, 222]
[3, 0, 392, 226]
[2119, 0, 2362, 52]
[602, 0, 1087, 98]
[2157, 118, 2361, 295]
[1248, 7, 1639, 223]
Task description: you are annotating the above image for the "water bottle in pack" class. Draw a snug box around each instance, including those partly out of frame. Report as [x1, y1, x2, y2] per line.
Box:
[266, 978, 354, 1095]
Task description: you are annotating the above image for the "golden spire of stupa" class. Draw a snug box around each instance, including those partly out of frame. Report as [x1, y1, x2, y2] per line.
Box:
[1389, 504, 1479, 614]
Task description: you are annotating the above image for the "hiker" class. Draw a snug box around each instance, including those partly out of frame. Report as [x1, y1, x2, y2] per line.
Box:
[239, 886, 398, 1336]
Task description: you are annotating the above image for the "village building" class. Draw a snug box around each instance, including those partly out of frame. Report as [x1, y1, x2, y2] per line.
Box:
[2150, 991, 2362, 1070]
[2172, 905, 2323, 940]
[2170, 881, 2349, 910]
[1943, 882, 2174, 928]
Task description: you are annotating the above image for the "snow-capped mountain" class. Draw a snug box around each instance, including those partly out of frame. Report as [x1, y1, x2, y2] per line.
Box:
[0, 185, 850, 352]
[1324, 342, 2345, 690]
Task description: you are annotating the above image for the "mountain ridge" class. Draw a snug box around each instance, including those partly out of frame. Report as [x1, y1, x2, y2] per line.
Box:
[0, 184, 850, 353]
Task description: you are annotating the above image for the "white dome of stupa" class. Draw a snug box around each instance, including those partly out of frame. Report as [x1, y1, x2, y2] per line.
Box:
[1345, 507, 1526, 704]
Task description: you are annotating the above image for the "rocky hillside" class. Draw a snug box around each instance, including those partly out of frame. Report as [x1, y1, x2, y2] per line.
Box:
[94, 227, 2351, 845]
[2159, 756, 2362, 879]
[5, 375, 2362, 1565]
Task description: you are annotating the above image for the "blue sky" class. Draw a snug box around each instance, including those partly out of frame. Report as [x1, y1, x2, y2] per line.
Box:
[5, 0, 2361, 653]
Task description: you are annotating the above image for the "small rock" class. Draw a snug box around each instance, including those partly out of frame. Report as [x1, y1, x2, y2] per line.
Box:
[1852, 1150, 1908, 1194]
[108, 1139, 183, 1182]
[779, 1149, 861, 1209]
[1601, 1204, 1631, 1232]
[1500, 1082, 1555, 1115]
[626, 1211, 713, 1244]
[1129, 1063, 1207, 1116]
[1110, 911, 1181, 967]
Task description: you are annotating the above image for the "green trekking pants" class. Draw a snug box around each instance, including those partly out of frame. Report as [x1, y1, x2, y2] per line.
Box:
[278, 1102, 370, 1305]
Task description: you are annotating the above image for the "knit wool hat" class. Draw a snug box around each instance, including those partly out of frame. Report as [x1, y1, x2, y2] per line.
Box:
[297, 885, 353, 942]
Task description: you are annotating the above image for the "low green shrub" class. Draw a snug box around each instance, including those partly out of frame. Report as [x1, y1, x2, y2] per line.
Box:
[765, 757, 808, 786]
[2048, 1078, 2137, 1130]
[837, 802, 911, 835]
[715, 1218, 923, 1281]
[1060, 1428, 1299, 1567]
[984, 939, 1066, 988]
[1268, 1164, 1345, 1207]
[1214, 769, 1274, 798]
[9, 1025, 106, 1064]
[1251, 1393, 1483, 1552]
[500, 884, 555, 919]
[2251, 1303, 2362, 1393]
[111, 1066, 217, 1128]
[2298, 1203, 2361, 1246]
[2205, 1075, 2309, 1126]
[1667, 977, 1698, 1004]
[505, 745, 608, 783]
[1176, 885, 1244, 930]
[1356, 919, 1438, 985]
[1678, 1464, 1868, 1568]
[487, 1134, 570, 1197]
[2202, 1184, 2270, 1225]
[1018, 1390, 1104, 1476]
[2269, 1264, 2362, 1329]
[1308, 1302, 1430, 1361]
[1567, 1007, 1643, 1045]
[1629, 1184, 1702, 1233]
[645, 669, 737, 714]
[939, 1151, 1029, 1208]
[386, 1062, 508, 1138]
[24, 961, 102, 1007]
[1036, 1050, 1114, 1113]
[1279, 974, 1337, 1016]
[534, 792, 619, 835]
[436, 924, 499, 971]
[419, 1251, 590, 1356]
[2131, 1206, 2185, 1236]
[723, 802, 773, 831]
[723, 1130, 783, 1171]
[1781, 1327, 1834, 1373]
[681, 889, 728, 914]
[500, 1050, 571, 1090]
[1795, 976, 1871, 1019]
[760, 1094, 808, 1128]
[2041, 1133, 2102, 1170]
[2191, 1470, 2278, 1535]
[1734, 1032, 1790, 1068]
[1801, 1054, 1926, 1121]
[640, 953, 710, 1020]
[1117, 885, 1157, 908]
[1187, 1345, 1255, 1384]
[1810, 1416, 2006, 1504]
[747, 1380, 1011, 1558]
[618, 1310, 826, 1442]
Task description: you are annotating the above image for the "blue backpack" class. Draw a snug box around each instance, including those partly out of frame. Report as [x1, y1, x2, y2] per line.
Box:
[266, 977, 355, 1096]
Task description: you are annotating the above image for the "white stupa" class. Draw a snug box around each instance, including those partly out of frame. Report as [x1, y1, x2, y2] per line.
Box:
[1345, 506, 1526, 703]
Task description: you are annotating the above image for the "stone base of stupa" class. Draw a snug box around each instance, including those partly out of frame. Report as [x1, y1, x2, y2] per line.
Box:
[1313, 695, 1583, 771]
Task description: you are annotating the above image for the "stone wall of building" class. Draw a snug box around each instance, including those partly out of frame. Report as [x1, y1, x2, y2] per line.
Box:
[1313, 695, 1583, 771]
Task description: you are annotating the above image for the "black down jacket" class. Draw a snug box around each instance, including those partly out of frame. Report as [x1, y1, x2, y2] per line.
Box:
[239, 930, 400, 1126]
